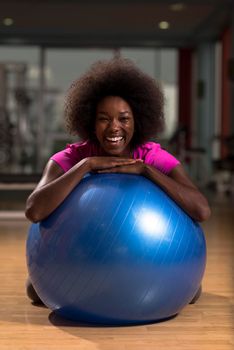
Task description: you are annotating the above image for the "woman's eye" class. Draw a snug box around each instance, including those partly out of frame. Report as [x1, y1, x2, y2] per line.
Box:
[120, 117, 129, 123]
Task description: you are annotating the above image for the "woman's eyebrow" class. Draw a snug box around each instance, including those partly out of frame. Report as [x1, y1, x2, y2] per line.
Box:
[119, 111, 130, 115]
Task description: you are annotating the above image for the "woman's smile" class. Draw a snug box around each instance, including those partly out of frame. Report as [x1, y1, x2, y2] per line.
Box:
[106, 136, 124, 142]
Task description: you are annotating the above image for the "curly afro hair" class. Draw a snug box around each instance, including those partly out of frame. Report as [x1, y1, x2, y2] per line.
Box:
[64, 57, 165, 147]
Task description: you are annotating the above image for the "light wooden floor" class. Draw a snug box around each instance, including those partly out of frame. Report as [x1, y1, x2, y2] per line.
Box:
[0, 194, 233, 350]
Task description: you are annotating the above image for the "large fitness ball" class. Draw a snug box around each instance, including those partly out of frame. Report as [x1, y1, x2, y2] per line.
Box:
[26, 173, 206, 325]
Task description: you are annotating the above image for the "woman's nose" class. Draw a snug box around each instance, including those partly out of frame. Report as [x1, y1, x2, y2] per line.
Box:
[109, 119, 120, 131]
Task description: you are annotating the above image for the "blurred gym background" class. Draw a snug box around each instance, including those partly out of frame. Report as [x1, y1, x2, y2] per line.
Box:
[0, 0, 233, 215]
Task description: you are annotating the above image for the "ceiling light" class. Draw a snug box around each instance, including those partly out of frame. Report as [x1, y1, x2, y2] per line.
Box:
[3, 17, 14, 26]
[158, 21, 170, 30]
[170, 3, 186, 12]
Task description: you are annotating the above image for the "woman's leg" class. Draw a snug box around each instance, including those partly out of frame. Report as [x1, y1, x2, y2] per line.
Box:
[189, 285, 202, 304]
[25, 278, 44, 304]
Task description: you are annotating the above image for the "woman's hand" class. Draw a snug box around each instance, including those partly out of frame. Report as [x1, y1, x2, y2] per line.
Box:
[86, 156, 139, 172]
[96, 159, 145, 175]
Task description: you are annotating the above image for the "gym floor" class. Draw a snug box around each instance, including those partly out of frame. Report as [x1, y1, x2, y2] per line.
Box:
[0, 192, 233, 350]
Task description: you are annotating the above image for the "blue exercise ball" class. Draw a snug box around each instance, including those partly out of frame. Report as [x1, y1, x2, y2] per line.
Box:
[26, 173, 206, 325]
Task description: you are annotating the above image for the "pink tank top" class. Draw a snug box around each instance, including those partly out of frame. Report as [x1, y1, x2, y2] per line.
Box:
[51, 140, 180, 175]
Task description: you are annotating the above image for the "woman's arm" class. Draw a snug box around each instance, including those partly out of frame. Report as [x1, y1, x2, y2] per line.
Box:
[98, 162, 211, 222]
[25, 159, 89, 223]
[25, 157, 138, 223]
[143, 164, 211, 222]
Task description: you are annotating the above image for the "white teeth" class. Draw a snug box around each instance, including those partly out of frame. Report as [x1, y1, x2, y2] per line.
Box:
[106, 137, 123, 142]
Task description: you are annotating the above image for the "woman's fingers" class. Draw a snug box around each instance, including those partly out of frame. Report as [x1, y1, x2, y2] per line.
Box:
[90, 157, 137, 171]
[97, 161, 144, 175]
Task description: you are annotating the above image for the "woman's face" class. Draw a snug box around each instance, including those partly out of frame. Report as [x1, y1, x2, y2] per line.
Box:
[95, 96, 135, 157]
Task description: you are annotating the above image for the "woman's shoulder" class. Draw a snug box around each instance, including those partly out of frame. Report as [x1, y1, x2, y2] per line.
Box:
[134, 141, 180, 174]
[133, 141, 161, 157]
[50, 140, 100, 172]
[66, 140, 97, 154]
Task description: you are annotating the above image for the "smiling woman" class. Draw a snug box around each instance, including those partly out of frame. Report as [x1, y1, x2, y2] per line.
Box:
[25, 57, 210, 305]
